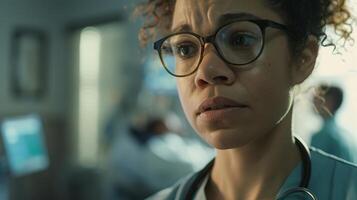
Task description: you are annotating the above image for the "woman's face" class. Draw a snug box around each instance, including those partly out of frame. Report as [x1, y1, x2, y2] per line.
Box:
[172, 0, 299, 149]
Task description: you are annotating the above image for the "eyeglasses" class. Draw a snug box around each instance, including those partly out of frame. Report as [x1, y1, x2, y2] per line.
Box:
[153, 19, 289, 77]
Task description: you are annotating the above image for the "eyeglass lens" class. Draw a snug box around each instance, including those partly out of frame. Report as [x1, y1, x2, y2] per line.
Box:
[159, 21, 263, 76]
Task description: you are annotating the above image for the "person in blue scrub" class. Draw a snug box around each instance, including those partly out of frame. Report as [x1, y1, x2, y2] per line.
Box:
[311, 85, 355, 163]
[135, 0, 357, 199]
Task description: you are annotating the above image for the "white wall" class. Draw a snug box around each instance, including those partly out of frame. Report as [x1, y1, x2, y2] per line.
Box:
[0, 0, 141, 118]
[60, 0, 144, 165]
[0, 0, 68, 117]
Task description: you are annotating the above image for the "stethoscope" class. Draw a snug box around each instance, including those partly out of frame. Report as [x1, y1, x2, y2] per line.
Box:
[183, 137, 318, 200]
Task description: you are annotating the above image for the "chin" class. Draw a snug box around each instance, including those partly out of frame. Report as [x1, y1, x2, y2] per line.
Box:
[203, 129, 255, 150]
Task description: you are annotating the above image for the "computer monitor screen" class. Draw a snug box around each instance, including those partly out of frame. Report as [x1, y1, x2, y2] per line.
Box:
[0, 114, 49, 176]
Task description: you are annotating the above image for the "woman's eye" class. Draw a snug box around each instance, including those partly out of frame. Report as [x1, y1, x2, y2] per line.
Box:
[174, 43, 198, 59]
[230, 33, 258, 48]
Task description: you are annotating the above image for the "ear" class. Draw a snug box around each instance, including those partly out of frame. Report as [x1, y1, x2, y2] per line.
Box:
[290, 35, 319, 85]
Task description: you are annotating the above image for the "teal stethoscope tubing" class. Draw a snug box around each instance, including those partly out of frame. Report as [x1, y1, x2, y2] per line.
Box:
[184, 137, 318, 200]
[276, 187, 317, 200]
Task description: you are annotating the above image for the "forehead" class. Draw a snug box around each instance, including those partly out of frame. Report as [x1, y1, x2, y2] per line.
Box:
[172, 0, 283, 33]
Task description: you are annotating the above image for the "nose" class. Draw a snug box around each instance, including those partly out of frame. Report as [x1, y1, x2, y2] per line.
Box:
[194, 44, 236, 88]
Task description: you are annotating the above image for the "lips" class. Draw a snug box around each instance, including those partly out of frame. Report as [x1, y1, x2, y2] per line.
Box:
[197, 96, 248, 115]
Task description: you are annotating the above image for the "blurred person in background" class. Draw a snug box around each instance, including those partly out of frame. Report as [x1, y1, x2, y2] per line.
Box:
[311, 84, 356, 163]
[106, 112, 214, 200]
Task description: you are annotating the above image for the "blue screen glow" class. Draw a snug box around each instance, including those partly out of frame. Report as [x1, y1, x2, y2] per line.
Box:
[1, 114, 49, 176]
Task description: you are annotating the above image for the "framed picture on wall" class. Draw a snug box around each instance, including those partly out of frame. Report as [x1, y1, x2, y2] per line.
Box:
[10, 28, 48, 100]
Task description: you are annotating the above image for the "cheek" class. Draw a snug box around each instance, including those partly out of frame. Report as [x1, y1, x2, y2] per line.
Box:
[246, 60, 292, 124]
[250, 38, 293, 109]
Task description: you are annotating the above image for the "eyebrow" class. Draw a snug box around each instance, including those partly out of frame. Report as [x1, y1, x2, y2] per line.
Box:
[217, 13, 261, 26]
[171, 12, 262, 33]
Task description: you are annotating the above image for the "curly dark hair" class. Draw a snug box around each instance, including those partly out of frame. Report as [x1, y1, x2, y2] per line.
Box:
[135, 0, 353, 53]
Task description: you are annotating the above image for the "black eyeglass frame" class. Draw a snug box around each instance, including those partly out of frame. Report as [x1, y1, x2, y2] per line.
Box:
[153, 19, 289, 77]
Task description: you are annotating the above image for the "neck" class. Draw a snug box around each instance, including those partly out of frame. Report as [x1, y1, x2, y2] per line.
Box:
[206, 111, 300, 200]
